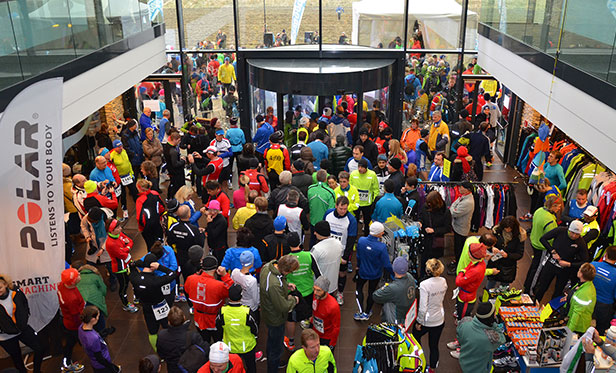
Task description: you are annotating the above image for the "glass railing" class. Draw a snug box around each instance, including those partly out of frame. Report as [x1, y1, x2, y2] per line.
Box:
[479, 0, 616, 84]
[0, 0, 164, 91]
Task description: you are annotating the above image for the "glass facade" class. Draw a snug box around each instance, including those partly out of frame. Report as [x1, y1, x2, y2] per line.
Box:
[0, 0, 163, 91]
[480, 0, 616, 83]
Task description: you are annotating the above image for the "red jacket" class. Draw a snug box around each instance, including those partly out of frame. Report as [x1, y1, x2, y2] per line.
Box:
[206, 191, 231, 220]
[106, 161, 121, 185]
[135, 190, 165, 232]
[240, 169, 269, 195]
[57, 283, 85, 331]
[185, 271, 233, 330]
[455, 260, 486, 303]
[105, 232, 133, 273]
[197, 353, 244, 373]
[85, 191, 118, 211]
[312, 294, 341, 346]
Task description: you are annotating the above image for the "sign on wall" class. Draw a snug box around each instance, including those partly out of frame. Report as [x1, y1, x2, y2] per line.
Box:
[0, 78, 65, 332]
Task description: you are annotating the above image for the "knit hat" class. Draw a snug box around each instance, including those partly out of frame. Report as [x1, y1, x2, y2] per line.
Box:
[569, 220, 584, 234]
[61, 268, 80, 286]
[287, 232, 300, 248]
[389, 157, 402, 170]
[359, 128, 370, 136]
[201, 255, 218, 270]
[273, 216, 287, 231]
[469, 243, 487, 260]
[457, 146, 469, 157]
[99, 148, 109, 157]
[606, 325, 616, 342]
[377, 154, 387, 161]
[292, 159, 305, 171]
[392, 257, 408, 275]
[84, 180, 97, 194]
[314, 221, 331, 237]
[239, 251, 254, 267]
[142, 355, 160, 372]
[583, 206, 598, 217]
[166, 198, 180, 213]
[228, 283, 243, 301]
[188, 245, 204, 262]
[207, 200, 221, 211]
[142, 253, 158, 267]
[476, 302, 495, 319]
[369, 221, 385, 236]
[255, 114, 264, 123]
[314, 276, 330, 292]
[112, 139, 122, 148]
[209, 342, 230, 364]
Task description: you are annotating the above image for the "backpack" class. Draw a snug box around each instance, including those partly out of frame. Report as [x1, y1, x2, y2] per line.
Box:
[241, 169, 264, 192]
[178, 332, 209, 373]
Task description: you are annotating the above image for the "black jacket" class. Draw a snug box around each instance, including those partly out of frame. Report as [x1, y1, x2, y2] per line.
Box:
[237, 154, 259, 173]
[269, 184, 308, 213]
[401, 189, 420, 220]
[244, 212, 274, 255]
[167, 220, 205, 264]
[157, 321, 206, 373]
[129, 263, 177, 304]
[356, 138, 379, 166]
[206, 214, 228, 251]
[0, 288, 29, 335]
[291, 172, 313, 198]
[419, 206, 452, 258]
[329, 145, 352, 176]
[163, 143, 186, 177]
[262, 232, 290, 263]
[487, 227, 526, 283]
[388, 170, 405, 197]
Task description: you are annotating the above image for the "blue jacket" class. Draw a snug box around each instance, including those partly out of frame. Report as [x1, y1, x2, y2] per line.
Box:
[428, 164, 450, 182]
[592, 261, 616, 304]
[140, 245, 178, 290]
[122, 129, 144, 165]
[307, 141, 329, 170]
[89, 167, 115, 184]
[181, 201, 202, 226]
[226, 127, 246, 153]
[357, 235, 392, 280]
[372, 193, 403, 222]
[253, 123, 273, 154]
[139, 113, 154, 141]
[158, 118, 169, 142]
[221, 246, 262, 273]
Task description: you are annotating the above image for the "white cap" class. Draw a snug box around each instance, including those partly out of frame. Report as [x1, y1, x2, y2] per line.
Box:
[583, 205, 598, 216]
[209, 342, 230, 364]
[205, 146, 218, 154]
[370, 222, 385, 236]
[568, 220, 584, 234]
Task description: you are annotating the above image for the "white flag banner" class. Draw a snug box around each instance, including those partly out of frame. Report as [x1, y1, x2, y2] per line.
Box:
[0, 78, 64, 332]
[290, 0, 308, 45]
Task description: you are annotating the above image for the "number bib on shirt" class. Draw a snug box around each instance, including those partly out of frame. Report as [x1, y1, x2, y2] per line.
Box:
[161, 283, 171, 296]
[330, 230, 343, 243]
[120, 174, 133, 186]
[114, 186, 122, 197]
[152, 300, 170, 320]
[313, 316, 325, 333]
[358, 189, 370, 202]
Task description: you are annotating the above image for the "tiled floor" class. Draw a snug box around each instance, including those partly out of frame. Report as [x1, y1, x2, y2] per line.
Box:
[1, 158, 541, 372]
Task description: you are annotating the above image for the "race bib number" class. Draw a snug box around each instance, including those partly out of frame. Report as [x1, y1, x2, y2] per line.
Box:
[358, 189, 370, 202]
[114, 186, 122, 197]
[313, 316, 325, 333]
[152, 300, 170, 320]
[120, 174, 133, 186]
[161, 283, 171, 295]
[330, 230, 343, 243]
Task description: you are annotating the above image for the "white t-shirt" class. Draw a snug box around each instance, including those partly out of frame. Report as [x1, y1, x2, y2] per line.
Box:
[417, 276, 447, 327]
[231, 269, 259, 311]
[278, 204, 304, 243]
[310, 238, 343, 294]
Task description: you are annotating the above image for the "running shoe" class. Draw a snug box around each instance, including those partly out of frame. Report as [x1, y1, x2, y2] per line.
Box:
[123, 210, 129, 219]
[353, 312, 365, 321]
[62, 362, 85, 372]
[450, 349, 460, 359]
[519, 213, 533, 222]
[486, 162, 492, 167]
[283, 336, 295, 351]
[500, 288, 523, 301]
[133, 298, 140, 305]
[494, 356, 518, 368]
[255, 351, 263, 361]
[175, 294, 187, 303]
[300, 319, 311, 329]
[347, 262, 353, 273]
[363, 311, 372, 320]
[447, 340, 460, 350]
[336, 292, 344, 306]
[122, 304, 138, 313]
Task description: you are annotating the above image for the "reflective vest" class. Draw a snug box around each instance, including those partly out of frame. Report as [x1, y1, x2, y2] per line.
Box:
[286, 251, 315, 297]
[582, 219, 600, 249]
[220, 305, 256, 353]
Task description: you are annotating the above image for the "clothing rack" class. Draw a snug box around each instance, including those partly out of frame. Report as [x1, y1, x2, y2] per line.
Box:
[364, 340, 404, 347]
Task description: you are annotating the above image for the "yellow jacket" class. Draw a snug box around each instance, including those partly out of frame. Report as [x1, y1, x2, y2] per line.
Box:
[218, 64, 236, 84]
[334, 185, 360, 214]
[232, 203, 256, 230]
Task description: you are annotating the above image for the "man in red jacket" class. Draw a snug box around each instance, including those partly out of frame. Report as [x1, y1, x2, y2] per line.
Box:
[185, 256, 234, 343]
[311, 276, 341, 350]
[104, 219, 138, 313]
[57, 268, 86, 372]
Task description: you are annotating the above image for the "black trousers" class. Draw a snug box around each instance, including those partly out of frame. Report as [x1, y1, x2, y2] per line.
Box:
[455, 299, 475, 320]
[0, 325, 44, 373]
[594, 301, 615, 336]
[453, 232, 467, 263]
[533, 261, 571, 303]
[167, 173, 186, 200]
[199, 329, 222, 345]
[524, 247, 545, 294]
[62, 326, 79, 365]
[116, 271, 130, 306]
[142, 303, 168, 335]
[238, 348, 257, 373]
[412, 323, 444, 369]
[356, 277, 380, 314]
[120, 181, 139, 211]
[356, 204, 375, 236]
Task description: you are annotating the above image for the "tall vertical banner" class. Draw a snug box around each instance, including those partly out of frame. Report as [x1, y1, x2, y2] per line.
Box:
[0, 78, 64, 332]
[290, 0, 308, 45]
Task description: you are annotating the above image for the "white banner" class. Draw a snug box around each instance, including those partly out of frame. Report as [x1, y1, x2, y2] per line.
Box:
[0, 78, 64, 332]
[290, 0, 308, 45]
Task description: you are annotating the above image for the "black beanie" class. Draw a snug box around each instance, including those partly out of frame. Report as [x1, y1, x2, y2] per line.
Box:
[201, 255, 218, 270]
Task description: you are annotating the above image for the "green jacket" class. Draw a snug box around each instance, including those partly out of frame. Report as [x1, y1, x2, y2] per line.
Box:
[456, 236, 496, 277]
[76, 266, 108, 316]
[307, 182, 336, 226]
[457, 316, 505, 373]
[260, 260, 298, 327]
[349, 169, 380, 207]
[567, 281, 596, 333]
[530, 207, 558, 250]
[372, 273, 417, 324]
[287, 346, 337, 373]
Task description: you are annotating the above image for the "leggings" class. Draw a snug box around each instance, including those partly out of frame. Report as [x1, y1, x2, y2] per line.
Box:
[62, 326, 79, 365]
[0, 326, 44, 373]
[142, 304, 168, 335]
[119, 181, 139, 211]
[116, 271, 130, 306]
[356, 205, 374, 236]
[412, 323, 444, 369]
[356, 277, 380, 314]
[238, 348, 257, 373]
